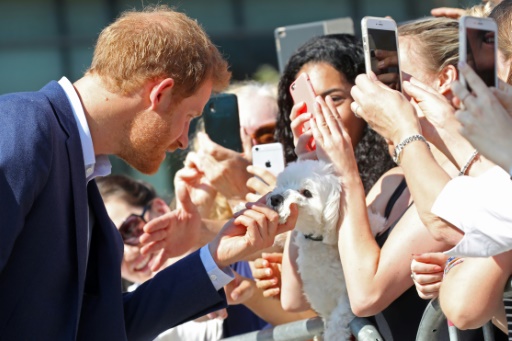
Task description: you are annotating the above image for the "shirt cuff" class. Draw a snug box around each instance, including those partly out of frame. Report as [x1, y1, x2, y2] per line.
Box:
[199, 245, 234, 291]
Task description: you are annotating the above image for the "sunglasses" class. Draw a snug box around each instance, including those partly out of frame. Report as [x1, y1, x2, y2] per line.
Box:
[250, 122, 276, 145]
[118, 201, 152, 246]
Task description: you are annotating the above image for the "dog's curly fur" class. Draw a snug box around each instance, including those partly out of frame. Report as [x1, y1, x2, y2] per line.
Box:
[268, 160, 386, 340]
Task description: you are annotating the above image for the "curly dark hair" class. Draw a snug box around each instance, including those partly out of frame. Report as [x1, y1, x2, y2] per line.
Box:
[276, 34, 395, 193]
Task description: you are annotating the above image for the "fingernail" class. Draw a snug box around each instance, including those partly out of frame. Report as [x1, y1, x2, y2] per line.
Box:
[265, 269, 272, 275]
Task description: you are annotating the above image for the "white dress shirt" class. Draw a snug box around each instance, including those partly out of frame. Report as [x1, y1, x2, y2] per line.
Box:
[432, 166, 512, 257]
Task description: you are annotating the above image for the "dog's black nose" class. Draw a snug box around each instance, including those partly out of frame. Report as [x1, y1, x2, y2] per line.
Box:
[270, 194, 284, 208]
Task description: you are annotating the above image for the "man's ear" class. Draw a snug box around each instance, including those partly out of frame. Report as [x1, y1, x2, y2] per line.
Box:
[437, 64, 458, 96]
[149, 78, 175, 111]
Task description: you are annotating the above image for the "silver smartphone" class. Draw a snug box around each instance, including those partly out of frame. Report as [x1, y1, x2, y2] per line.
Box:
[361, 16, 402, 92]
[459, 16, 498, 89]
[274, 17, 354, 73]
[252, 142, 285, 177]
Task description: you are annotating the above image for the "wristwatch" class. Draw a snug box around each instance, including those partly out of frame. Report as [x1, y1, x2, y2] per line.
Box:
[392, 134, 429, 165]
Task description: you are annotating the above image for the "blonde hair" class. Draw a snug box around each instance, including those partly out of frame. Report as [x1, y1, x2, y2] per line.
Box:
[398, 17, 459, 76]
[87, 5, 231, 98]
[490, 0, 512, 83]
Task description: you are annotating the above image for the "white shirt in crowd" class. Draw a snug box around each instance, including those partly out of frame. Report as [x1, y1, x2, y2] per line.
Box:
[432, 166, 512, 257]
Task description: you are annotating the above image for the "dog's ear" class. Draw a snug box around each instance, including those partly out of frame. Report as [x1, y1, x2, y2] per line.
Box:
[322, 175, 342, 245]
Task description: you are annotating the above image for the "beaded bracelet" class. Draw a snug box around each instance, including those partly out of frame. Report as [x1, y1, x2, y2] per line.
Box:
[444, 256, 465, 276]
[458, 149, 479, 176]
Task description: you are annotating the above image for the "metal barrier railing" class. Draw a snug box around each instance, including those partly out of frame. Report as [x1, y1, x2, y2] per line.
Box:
[221, 316, 383, 341]
[415, 278, 512, 341]
[223, 279, 512, 341]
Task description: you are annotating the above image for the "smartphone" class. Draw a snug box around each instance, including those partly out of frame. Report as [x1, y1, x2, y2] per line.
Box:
[459, 16, 498, 89]
[361, 16, 402, 92]
[275, 17, 354, 73]
[290, 72, 317, 116]
[202, 93, 243, 153]
[252, 142, 285, 177]
[289, 72, 316, 149]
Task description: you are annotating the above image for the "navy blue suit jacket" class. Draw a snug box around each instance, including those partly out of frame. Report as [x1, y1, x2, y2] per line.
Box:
[0, 81, 227, 340]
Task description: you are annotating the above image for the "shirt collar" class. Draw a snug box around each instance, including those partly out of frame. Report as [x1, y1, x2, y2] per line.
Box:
[58, 77, 111, 182]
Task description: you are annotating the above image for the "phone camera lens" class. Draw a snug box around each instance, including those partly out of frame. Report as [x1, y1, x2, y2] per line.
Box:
[255, 147, 259, 151]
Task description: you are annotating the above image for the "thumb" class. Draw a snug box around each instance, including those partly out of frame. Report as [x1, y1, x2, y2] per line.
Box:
[240, 127, 253, 160]
[175, 181, 194, 212]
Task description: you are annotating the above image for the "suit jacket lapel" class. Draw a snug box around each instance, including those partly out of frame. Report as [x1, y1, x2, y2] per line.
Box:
[40, 81, 89, 332]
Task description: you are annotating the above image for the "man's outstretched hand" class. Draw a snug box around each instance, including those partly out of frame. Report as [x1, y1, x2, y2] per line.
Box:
[208, 196, 298, 269]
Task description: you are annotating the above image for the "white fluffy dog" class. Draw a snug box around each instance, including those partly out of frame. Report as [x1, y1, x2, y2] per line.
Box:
[267, 159, 386, 340]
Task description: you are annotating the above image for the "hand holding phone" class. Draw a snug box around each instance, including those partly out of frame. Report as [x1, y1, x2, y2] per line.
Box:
[202, 93, 243, 153]
[290, 72, 317, 150]
[459, 16, 497, 89]
[361, 17, 403, 92]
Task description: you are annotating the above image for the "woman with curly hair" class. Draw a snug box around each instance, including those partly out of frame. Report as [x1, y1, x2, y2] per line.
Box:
[275, 34, 394, 193]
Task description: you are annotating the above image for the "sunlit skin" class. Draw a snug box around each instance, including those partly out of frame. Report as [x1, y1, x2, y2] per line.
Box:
[399, 36, 438, 87]
[118, 78, 213, 174]
[297, 62, 367, 146]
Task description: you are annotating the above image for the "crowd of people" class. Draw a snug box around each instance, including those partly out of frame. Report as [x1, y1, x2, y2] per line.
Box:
[1, 0, 512, 340]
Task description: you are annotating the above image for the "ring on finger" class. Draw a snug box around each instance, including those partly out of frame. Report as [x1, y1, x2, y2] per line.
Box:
[353, 103, 361, 118]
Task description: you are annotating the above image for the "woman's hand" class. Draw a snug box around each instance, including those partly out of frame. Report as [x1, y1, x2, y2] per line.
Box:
[411, 252, 448, 300]
[252, 252, 283, 298]
[309, 95, 359, 181]
[350, 72, 421, 147]
[245, 165, 277, 202]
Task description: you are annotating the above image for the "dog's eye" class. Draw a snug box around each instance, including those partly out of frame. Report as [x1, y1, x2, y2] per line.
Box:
[302, 189, 313, 198]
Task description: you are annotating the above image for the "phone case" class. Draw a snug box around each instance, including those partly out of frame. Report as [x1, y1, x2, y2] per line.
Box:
[252, 142, 285, 177]
[274, 17, 354, 73]
[290, 72, 317, 114]
[202, 93, 243, 152]
[361, 16, 403, 92]
[459, 16, 498, 89]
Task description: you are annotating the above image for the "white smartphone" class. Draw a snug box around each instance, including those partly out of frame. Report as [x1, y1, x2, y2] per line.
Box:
[361, 16, 402, 92]
[252, 142, 285, 177]
[459, 16, 498, 89]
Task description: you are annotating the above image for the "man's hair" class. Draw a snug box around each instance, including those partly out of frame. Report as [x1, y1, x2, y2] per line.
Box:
[87, 5, 231, 98]
[398, 17, 459, 76]
[96, 174, 157, 207]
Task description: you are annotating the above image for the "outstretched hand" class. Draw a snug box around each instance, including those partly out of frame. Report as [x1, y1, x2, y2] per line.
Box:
[245, 165, 277, 202]
[139, 180, 202, 271]
[208, 195, 298, 269]
[252, 252, 283, 298]
[191, 132, 251, 200]
[224, 270, 256, 305]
